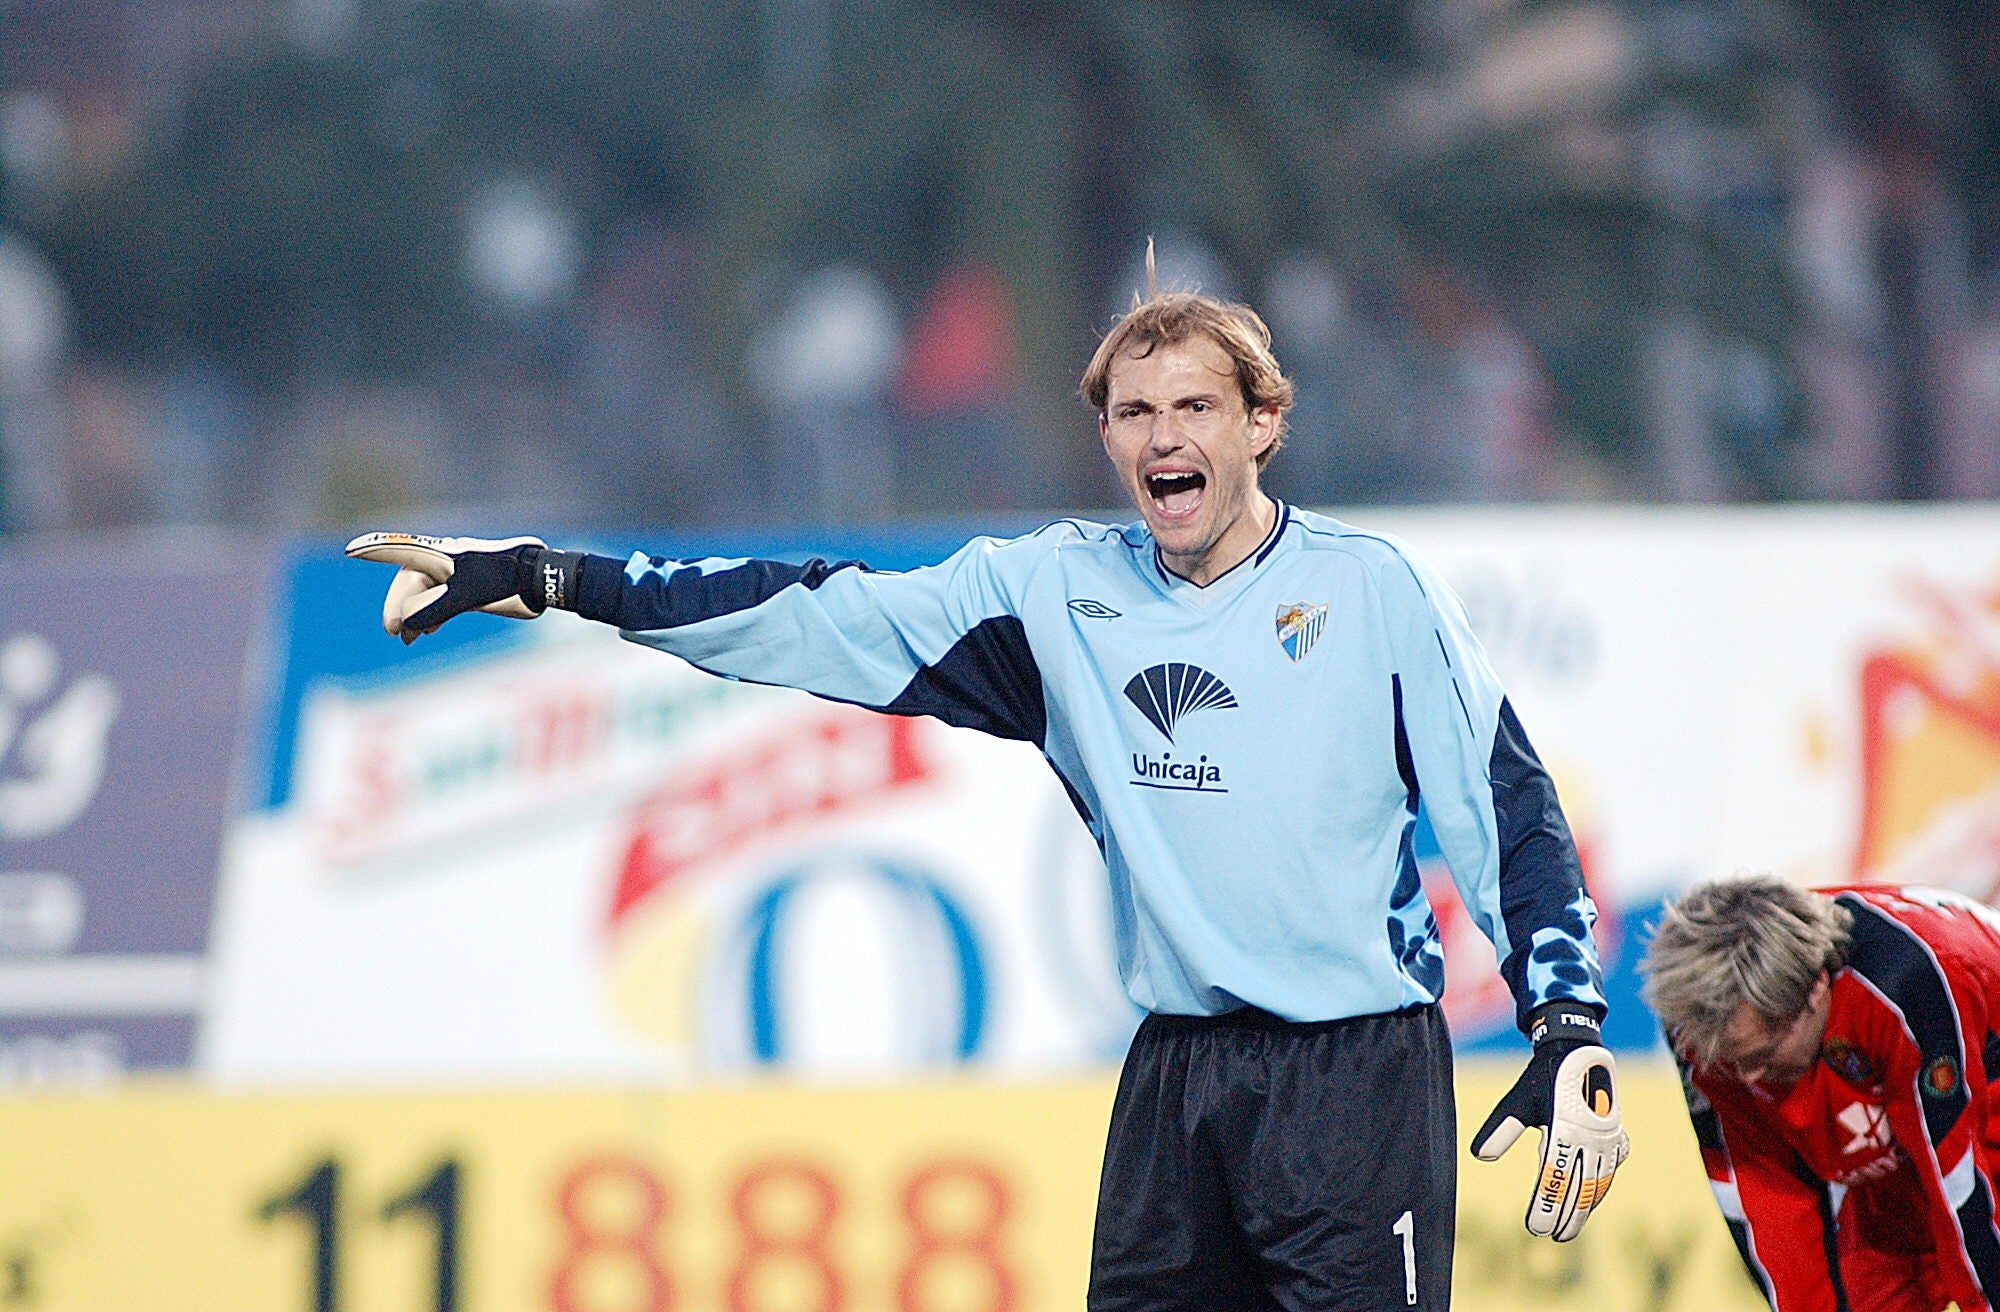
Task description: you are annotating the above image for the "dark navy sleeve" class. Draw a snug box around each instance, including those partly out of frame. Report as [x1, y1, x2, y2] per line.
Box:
[575, 551, 864, 630]
[1488, 699, 1602, 1024]
[1378, 547, 1605, 1027]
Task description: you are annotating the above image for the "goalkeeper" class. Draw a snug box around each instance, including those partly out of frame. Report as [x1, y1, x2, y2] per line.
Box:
[1646, 876, 2000, 1312]
[350, 289, 1626, 1310]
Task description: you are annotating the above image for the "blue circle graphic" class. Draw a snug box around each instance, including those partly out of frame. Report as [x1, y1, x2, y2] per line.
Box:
[737, 854, 988, 1066]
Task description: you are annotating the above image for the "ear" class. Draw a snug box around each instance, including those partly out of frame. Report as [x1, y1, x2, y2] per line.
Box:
[1099, 411, 1112, 457]
[1247, 404, 1281, 460]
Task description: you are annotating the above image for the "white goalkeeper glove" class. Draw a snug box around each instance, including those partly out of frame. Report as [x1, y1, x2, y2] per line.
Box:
[1471, 1003, 1629, 1242]
[344, 532, 587, 644]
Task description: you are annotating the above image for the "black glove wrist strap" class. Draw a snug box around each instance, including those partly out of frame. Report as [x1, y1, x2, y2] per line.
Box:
[1527, 1002, 1603, 1049]
[523, 548, 587, 613]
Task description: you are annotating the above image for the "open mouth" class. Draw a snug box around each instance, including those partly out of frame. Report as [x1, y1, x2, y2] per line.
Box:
[1145, 470, 1206, 516]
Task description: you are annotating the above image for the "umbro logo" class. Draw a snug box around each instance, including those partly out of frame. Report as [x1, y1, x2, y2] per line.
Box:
[1068, 599, 1121, 619]
[1123, 663, 1237, 743]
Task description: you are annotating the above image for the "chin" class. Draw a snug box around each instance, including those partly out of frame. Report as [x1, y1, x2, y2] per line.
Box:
[1144, 509, 1205, 542]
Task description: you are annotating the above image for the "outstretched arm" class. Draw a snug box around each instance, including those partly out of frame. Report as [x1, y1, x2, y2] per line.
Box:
[348, 530, 1052, 744]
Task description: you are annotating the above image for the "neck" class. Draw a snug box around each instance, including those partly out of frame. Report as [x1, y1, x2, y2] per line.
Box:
[1164, 492, 1277, 586]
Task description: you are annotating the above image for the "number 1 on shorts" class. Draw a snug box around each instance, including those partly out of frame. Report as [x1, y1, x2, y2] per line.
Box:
[1393, 1209, 1416, 1306]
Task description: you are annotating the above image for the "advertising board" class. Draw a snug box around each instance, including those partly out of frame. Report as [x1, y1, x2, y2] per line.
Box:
[0, 1063, 1757, 1312]
[205, 507, 2000, 1079]
[0, 538, 269, 1074]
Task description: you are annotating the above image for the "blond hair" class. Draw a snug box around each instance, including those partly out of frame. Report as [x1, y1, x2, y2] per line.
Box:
[1640, 874, 1851, 1068]
[1079, 292, 1296, 468]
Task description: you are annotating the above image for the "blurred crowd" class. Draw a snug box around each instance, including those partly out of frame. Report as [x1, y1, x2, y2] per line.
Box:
[0, 0, 1996, 537]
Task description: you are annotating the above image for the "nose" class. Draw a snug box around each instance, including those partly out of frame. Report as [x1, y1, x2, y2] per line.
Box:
[1145, 410, 1183, 451]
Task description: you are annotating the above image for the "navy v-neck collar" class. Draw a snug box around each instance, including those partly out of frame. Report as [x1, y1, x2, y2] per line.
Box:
[1152, 500, 1291, 591]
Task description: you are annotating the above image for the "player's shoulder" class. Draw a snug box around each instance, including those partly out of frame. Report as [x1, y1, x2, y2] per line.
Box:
[1825, 883, 1976, 929]
[1031, 515, 1142, 548]
[1280, 506, 1439, 581]
[1819, 885, 1926, 952]
[972, 515, 1144, 559]
[938, 516, 1144, 582]
[1830, 884, 2000, 957]
[1820, 884, 2000, 1005]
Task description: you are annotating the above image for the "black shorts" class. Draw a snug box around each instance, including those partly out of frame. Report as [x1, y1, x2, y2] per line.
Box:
[1088, 1004, 1456, 1312]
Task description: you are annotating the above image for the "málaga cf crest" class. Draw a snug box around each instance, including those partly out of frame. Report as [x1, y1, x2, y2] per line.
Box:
[1275, 602, 1328, 663]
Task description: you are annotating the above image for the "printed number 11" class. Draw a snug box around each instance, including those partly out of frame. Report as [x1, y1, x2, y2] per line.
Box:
[257, 1156, 461, 1312]
[1393, 1209, 1416, 1306]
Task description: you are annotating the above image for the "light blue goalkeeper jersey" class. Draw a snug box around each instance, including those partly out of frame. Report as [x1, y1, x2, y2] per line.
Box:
[572, 502, 1604, 1026]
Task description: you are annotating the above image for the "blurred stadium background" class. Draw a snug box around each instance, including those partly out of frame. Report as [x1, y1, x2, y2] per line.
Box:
[1, 0, 1998, 1307]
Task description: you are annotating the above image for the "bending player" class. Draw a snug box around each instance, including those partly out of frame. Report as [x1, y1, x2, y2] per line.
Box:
[1645, 875, 2000, 1312]
[350, 287, 1627, 1310]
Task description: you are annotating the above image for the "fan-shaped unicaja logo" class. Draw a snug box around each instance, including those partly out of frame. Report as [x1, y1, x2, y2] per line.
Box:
[1123, 663, 1238, 742]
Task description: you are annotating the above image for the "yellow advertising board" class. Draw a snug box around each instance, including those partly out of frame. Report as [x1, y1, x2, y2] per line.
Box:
[0, 1061, 1761, 1311]
[1453, 1060, 1763, 1312]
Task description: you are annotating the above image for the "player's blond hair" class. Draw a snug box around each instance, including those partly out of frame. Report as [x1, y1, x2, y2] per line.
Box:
[1079, 292, 1296, 469]
[1640, 874, 1852, 1069]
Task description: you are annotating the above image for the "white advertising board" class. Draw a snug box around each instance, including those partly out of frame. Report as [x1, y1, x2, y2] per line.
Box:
[1395, 505, 2000, 900]
[205, 615, 1133, 1082]
[204, 506, 2000, 1081]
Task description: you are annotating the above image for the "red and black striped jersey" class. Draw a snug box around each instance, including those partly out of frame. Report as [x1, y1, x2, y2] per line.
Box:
[1679, 885, 2000, 1312]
